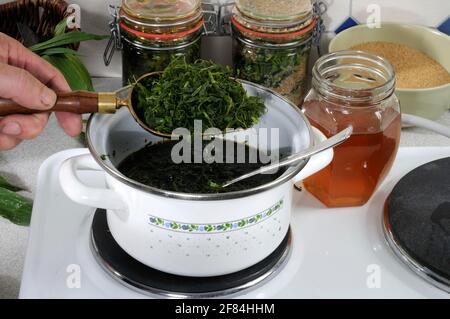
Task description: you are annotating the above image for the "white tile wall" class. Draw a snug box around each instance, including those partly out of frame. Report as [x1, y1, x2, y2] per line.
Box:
[319, 0, 450, 53]
[350, 0, 449, 27]
[322, 0, 352, 31]
[323, 0, 450, 32]
[1, 0, 449, 77]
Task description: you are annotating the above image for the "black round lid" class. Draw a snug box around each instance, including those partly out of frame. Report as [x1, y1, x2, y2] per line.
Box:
[91, 210, 291, 298]
[384, 157, 450, 292]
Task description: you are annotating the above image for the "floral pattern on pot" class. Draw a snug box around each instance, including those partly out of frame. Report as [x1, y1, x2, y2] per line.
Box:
[147, 199, 284, 234]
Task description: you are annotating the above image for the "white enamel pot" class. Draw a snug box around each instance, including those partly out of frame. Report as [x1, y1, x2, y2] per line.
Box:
[59, 81, 333, 277]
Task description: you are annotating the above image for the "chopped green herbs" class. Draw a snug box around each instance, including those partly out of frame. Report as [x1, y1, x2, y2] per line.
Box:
[77, 131, 87, 146]
[122, 39, 201, 86]
[132, 59, 267, 134]
[234, 40, 310, 106]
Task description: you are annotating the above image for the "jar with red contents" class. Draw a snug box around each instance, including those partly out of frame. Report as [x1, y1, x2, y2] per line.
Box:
[104, 0, 204, 85]
[231, 0, 317, 107]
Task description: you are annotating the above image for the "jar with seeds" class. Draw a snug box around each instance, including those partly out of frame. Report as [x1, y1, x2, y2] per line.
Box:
[231, 0, 316, 107]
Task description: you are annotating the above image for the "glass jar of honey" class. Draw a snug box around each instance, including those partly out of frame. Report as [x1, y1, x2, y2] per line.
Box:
[105, 0, 204, 85]
[302, 51, 401, 207]
[231, 0, 317, 107]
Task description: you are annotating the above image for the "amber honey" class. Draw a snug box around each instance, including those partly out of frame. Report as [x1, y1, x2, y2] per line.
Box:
[304, 108, 401, 207]
[303, 51, 401, 207]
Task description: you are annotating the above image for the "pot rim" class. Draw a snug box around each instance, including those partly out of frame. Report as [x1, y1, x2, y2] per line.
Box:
[86, 80, 314, 201]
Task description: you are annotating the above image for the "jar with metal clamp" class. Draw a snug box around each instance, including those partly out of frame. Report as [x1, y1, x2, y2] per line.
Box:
[231, 0, 319, 107]
[104, 0, 204, 85]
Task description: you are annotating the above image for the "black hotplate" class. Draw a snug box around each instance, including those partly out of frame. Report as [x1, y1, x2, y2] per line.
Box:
[384, 157, 450, 293]
[90, 210, 292, 298]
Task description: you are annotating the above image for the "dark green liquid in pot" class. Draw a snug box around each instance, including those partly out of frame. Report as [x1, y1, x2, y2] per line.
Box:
[118, 140, 290, 194]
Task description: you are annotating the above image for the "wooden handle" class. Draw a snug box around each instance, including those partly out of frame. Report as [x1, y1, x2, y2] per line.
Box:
[0, 91, 100, 116]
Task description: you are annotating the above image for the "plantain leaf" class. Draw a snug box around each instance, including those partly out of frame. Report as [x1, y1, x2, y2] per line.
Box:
[39, 47, 80, 56]
[65, 54, 94, 91]
[0, 175, 24, 192]
[0, 187, 33, 227]
[43, 54, 94, 91]
[54, 18, 68, 36]
[30, 31, 107, 52]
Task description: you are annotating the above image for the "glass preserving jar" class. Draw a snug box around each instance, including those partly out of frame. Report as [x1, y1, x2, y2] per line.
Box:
[106, 0, 204, 85]
[302, 51, 402, 207]
[231, 0, 316, 107]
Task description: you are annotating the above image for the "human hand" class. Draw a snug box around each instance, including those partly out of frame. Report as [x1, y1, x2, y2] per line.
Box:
[0, 33, 82, 150]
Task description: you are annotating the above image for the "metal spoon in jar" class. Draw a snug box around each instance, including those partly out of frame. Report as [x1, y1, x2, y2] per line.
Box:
[221, 126, 353, 189]
[0, 72, 175, 138]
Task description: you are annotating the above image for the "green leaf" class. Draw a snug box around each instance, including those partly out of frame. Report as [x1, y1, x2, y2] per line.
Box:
[78, 132, 87, 146]
[43, 54, 94, 91]
[54, 18, 68, 36]
[39, 47, 80, 56]
[30, 31, 108, 52]
[0, 187, 33, 226]
[65, 54, 94, 91]
[188, 224, 198, 232]
[221, 223, 232, 231]
[238, 220, 247, 227]
[0, 176, 24, 192]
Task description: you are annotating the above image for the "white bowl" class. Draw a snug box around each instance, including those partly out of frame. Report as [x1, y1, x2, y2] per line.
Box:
[329, 23, 450, 120]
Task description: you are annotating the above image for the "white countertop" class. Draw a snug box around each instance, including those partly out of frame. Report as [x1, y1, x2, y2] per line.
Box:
[0, 78, 449, 299]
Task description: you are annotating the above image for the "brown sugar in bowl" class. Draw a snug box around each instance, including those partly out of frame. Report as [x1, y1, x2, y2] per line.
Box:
[329, 23, 450, 120]
[350, 41, 450, 89]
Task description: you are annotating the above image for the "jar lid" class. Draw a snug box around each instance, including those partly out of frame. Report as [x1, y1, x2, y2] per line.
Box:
[231, 15, 316, 44]
[235, 0, 312, 22]
[122, 0, 201, 23]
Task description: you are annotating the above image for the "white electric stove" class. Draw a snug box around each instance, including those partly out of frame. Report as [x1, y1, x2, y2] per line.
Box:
[19, 147, 450, 299]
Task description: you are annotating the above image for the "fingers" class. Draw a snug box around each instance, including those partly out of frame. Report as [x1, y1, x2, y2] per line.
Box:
[0, 33, 70, 92]
[0, 113, 49, 140]
[0, 113, 49, 150]
[0, 134, 22, 151]
[0, 112, 80, 140]
[0, 63, 56, 110]
[0, 33, 81, 144]
[55, 112, 82, 137]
